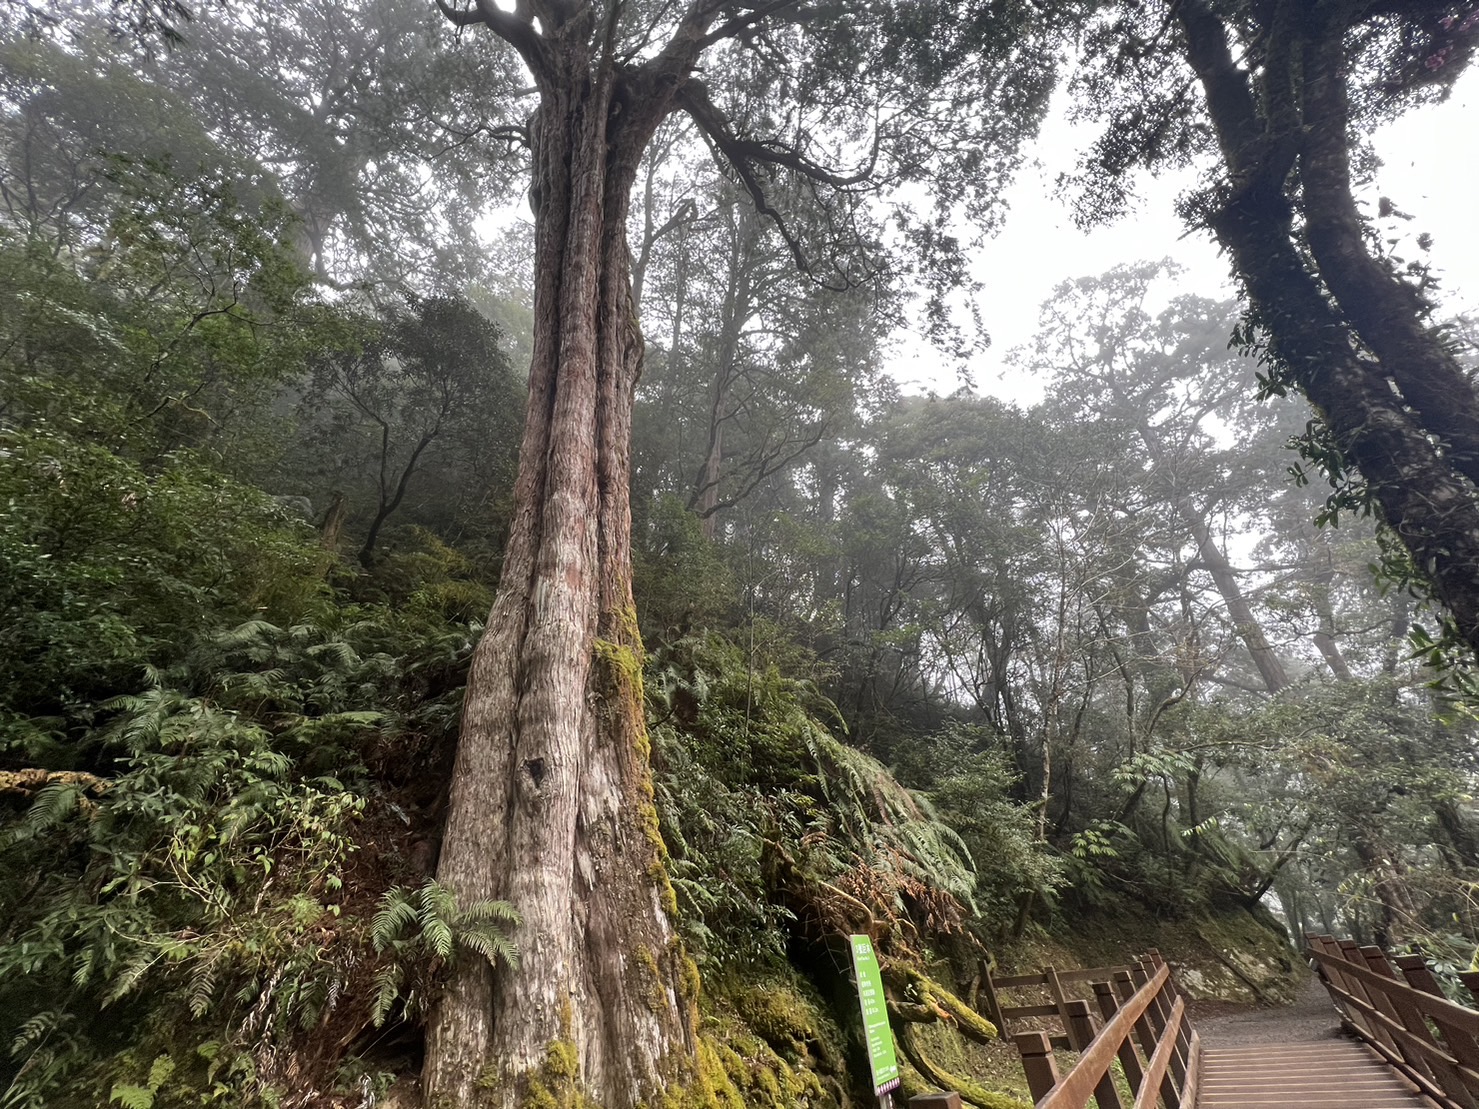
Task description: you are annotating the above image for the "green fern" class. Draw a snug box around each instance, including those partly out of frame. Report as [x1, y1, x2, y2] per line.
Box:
[371, 890, 421, 947]
[368, 881, 520, 1026]
[369, 964, 405, 1028]
[108, 1084, 154, 1109]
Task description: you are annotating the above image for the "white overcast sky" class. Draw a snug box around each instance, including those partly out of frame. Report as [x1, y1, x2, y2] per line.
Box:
[890, 68, 1479, 404]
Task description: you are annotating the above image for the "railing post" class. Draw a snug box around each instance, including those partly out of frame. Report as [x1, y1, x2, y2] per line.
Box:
[1394, 953, 1447, 998]
[1046, 965, 1084, 1050]
[978, 959, 1009, 1040]
[1127, 961, 1183, 1109]
[1014, 1031, 1060, 1105]
[1065, 999, 1098, 1053]
[1362, 946, 1475, 1107]
[1065, 1000, 1123, 1109]
[1093, 980, 1146, 1097]
[1460, 971, 1479, 1009]
[1358, 945, 1425, 1063]
[1115, 969, 1158, 1065]
[909, 1094, 962, 1109]
[1395, 953, 1479, 1094]
[1316, 935, 1383, 1044]
[1138, 957, 1188, 1096]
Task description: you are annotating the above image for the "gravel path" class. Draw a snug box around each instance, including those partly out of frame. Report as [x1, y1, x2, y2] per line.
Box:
[1191, 975, 1344, 1045]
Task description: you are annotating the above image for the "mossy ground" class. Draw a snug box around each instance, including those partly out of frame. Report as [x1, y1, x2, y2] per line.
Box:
[699, 971, 851, 1109]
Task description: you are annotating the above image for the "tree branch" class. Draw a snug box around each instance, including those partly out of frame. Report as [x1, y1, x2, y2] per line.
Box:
[436, 0, 550, 81]
[678, 81, 858, 289]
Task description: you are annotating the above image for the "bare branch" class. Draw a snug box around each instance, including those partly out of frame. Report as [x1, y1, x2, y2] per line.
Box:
[699, 0, 806, 47]
[436, 0, 550, 80]
[688, 422, 828, 518]
[678, 81, 854, 290]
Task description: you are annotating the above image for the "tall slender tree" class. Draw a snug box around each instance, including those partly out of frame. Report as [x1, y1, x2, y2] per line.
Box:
[1029, 264, 1291, 693]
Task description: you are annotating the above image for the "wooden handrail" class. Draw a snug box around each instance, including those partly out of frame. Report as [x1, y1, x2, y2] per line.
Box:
[993, 966, 1134, 989]
[984, 959, 1137, 1050]
[1013, 958, 1199, 1109]
[1306, 934, 1479, 1109]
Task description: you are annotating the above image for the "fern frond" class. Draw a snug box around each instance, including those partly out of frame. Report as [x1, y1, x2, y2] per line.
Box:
[187, 951, 221, 1018]
[457, 925, 519, 970]
[371, 889, 419, 950]
[421, 915, 454, 961]
[370, 964, 403, 1027]
[214, 619, 283, 650]
[146, 1055, 175, 1090]
[459, 899, 520, 927]
[102, 950, 159, 1007]
[108, 1083, 155, 1109]
[306, 640, 360, 668]
[24, 781, 81, 833]
[416, 880, 458, 925]
[10, 1012, 63, 1054]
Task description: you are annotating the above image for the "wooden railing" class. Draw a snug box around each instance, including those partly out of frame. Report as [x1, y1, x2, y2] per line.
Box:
[981, 961, 1133, 1050]
[1307, 934, 1479, 1109]
[1012, 953, 1200, 1109]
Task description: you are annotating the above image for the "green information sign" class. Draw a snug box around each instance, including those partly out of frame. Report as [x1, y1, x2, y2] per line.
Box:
[849, 934, 900, 1096]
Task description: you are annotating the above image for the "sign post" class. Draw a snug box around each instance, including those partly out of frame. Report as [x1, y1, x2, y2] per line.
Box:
[849, 934, 901, 1107]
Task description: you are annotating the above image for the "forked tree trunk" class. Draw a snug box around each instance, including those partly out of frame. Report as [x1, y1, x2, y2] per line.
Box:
[424, 50, 695, 1109]
[1138, 415, 1289, 694]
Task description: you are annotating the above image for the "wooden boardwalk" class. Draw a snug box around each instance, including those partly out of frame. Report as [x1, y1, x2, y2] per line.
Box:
[1006, 944, 1470, 1109]
[1198, 1040, 1432, 1108]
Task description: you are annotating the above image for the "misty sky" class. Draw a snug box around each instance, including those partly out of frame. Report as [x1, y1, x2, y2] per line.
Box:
[892, 68, 1479, 405]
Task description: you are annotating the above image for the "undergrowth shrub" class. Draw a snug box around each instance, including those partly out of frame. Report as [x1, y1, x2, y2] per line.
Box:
[0, 604, 479, 1106]
[0, 425, 329, 765]
[648, 634, 982, 966]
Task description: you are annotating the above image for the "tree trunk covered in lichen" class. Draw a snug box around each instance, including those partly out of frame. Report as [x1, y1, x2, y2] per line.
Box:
[423, 38, 697, 1109]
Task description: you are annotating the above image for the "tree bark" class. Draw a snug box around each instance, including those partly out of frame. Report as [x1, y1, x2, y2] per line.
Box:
[1352, 838, 1417, 949]
[1307, 542, 1353, 682]
[1298, 26, 1479, 489]
[1177, 0, 1479, 659]
[359, 430, 435, 567]
[688, 196, 754, 539]
[424, 47, 696, 1109]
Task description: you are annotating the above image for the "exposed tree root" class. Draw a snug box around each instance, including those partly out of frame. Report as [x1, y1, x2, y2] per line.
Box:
[0, 769, 108, 797]
[893, 1021, 1030, 1109]
[878, 962, 1027, 1109]
[884, 964, 998, 1044]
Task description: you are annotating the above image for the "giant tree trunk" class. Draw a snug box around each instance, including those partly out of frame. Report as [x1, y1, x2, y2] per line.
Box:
[424, 50, 695, 1109]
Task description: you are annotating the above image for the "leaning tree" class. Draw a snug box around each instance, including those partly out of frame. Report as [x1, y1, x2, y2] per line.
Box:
[1071, 0, 1479, 660]
[421, 0, 1063, 1105]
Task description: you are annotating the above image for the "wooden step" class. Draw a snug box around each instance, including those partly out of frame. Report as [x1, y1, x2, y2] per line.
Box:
[1196, 1041, 1430, 1109]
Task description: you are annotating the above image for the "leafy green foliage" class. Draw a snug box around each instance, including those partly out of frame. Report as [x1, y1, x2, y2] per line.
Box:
[108, 1054, 173, 1109]
[649, 635, 1047, 966]
[0, 170, 494, 1104]
[0, 645, 365, 1103]
[368, 880, 519, 1027]
[0, 426, 330, 754]
[922, 727, 1066, 936]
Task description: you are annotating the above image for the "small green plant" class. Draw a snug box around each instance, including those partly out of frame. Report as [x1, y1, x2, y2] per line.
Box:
[1071, 821, 1128, 861]
[108, 1054, 175, 1109]
[369, 880, 519, 1026]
